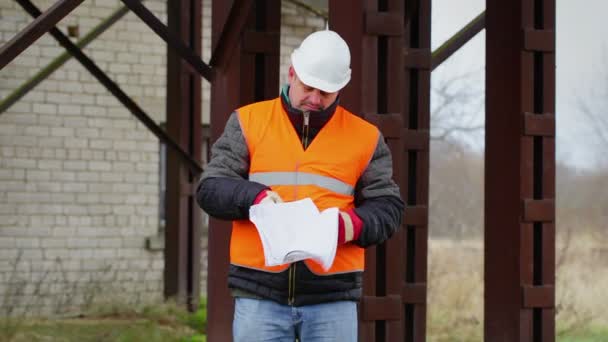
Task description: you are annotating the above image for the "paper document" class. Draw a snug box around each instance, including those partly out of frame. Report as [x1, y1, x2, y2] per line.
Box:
[249, 198, 339, 270]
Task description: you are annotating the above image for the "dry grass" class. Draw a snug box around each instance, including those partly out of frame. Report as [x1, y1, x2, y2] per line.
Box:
[427, 236, 608, 341]
[427, 239, 483, 341]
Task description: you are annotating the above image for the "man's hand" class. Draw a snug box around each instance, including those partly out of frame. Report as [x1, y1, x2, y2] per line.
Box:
[338, 209, 363, 244]
[253, 189, 283, 205]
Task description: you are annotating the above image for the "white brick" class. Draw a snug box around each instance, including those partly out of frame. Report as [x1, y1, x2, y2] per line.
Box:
[76, 172, 100, 182]
[70, 94, 95, 105]
[26, 170, 51, 181]
[64, 138, 88, 148]
[63, 205, 88, 215]
[64, 117, 87, 128]
[5, 113, 37, 125]
[38, 115, 63, 126]
[113, 140, 136, 150]
[3, 135, 37, 146]
[62, 82, 84, 93]
[51, 171, 75, 182]
[51, 127, 74, 137]
[38, 137, 64, 148]
[58, 104, 82, 116]
[46, 92, 71, 104]
[67, 149, 81, 159]
[88, 161, 111, 171]
[52, 227, 76, 237]
[63, 161, 87, 171]
[4, 158, 36, 168]
[40, 238, 67, 248]
[50, 193, 75, 203]
[44, 249, 69, 259]
[37, 160, 62, 170]
[7, 192, 51, 203]
[38, 205, 63, 215]
[37, 182, 62, 192]
[33, 103, 57, 115]
[83, 105, 107, 116]
[75, 127, 99, 138]
[89, 205, 111, 215]
[62, 182, 87, 193]
[98, 238, 122, 248]
[113, 205, 134, 215]
[99, 172, 123, 182]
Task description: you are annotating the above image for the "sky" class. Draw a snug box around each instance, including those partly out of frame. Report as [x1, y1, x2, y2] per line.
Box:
[431, 0, 608, 170]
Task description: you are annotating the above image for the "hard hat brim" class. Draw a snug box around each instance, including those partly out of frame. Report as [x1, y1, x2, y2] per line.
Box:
[291, 52, 351, 93]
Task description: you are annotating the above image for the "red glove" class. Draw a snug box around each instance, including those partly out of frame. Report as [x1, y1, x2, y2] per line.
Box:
[338, 209, 363, 244]
[253, 189, 283, 205]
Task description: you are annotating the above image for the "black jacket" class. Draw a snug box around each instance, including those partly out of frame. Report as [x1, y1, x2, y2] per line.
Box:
[196, 88, 404, 305]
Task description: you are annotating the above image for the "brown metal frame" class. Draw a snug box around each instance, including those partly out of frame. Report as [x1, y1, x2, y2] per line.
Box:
[329, 0, 431, 340]
[163, 0, 202, 310]
[485, 0, 556, 341]
[207, 1, 281, 339]
[0, 0, 557, 340]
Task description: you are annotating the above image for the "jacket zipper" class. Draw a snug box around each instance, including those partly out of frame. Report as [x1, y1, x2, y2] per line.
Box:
[289, 111, 308, 305]
[288, 263, 296, 305]
[302, 111, 310, 149]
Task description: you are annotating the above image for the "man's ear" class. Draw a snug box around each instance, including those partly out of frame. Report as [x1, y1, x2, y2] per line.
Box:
[288, 66, 296, 84]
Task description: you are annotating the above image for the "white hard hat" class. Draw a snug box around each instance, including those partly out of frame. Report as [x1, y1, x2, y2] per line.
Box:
[290, 30, 351, 93]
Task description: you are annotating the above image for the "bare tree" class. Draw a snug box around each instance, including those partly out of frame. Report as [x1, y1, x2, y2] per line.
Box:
[576, 52, 608, 169]
[431, 69, 484, 144]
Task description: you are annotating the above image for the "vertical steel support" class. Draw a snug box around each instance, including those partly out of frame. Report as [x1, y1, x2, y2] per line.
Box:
[485, 0, 556, 340]
[207, 1, 280, 340]
[164, 0, 202, 311]
[402, 0, 431, 340]
[330, 0, 430, 340]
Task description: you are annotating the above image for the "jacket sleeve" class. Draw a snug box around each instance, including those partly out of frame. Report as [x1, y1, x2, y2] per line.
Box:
[353, 133, 405, 247]
[196, 112, 268, 220]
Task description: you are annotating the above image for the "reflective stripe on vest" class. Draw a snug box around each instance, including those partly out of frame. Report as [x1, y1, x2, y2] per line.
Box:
[230, 97, 379, 275]
[249, 171, 355, 196]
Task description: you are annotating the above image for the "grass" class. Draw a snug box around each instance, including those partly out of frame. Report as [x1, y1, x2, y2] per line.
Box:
[427, 237, 608, 341]
[0, 299, 206, 342]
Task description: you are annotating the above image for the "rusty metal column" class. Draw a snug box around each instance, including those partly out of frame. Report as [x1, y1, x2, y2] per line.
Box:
[164, 0, 202, 310]
[485, 0, 556, 340]
[207, 1, 280, 340]
[402, 0, 431, 340]
[330, 0, 430, 340]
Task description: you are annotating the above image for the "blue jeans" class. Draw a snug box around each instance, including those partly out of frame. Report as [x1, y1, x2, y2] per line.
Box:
[233, 297, 358, 342]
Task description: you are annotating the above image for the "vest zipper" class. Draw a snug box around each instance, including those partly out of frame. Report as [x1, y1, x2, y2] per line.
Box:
[290, 111, 308, 305]
[288, 263, 296, 305]
[302, 111, 310, 149]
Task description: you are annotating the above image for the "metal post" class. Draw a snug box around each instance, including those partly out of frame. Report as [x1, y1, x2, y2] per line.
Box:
[330, 0, 430, 340]
[164, 0, 203, 311]
[207, 1, 280, 340]
[485, 0, 556, 340]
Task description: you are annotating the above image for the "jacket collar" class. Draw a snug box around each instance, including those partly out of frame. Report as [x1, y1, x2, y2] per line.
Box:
[279, 84, 339, 122]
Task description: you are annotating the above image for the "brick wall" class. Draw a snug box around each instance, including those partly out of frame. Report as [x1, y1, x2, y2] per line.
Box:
[0, 0, 325, 316]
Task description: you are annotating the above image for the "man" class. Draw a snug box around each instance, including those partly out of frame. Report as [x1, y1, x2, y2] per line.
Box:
[196, 30, 403, 341]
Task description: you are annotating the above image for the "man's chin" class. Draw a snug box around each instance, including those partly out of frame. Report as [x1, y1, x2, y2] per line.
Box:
[301, 105, 322, 112]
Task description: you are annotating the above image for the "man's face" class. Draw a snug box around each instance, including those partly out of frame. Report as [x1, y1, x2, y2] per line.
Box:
[287, 66, 339, 112]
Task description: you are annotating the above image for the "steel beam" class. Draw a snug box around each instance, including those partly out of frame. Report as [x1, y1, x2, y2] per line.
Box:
[207, 1, 280, 340]
[485, 0, 556, 340]
[1, 4, 130, 115]
[164, 0, 203, 311]
[432, 11, 485, 71]
[15, 0, 202, 175]
[0, 0, 84, 70]
[330, 0, 430, 340]
[120, 0, 214, 81]
[208, 0, 254, 70]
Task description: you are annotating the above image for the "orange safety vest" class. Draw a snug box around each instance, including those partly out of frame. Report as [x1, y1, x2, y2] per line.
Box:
[231, 97, 379, 275]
